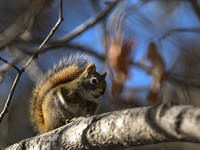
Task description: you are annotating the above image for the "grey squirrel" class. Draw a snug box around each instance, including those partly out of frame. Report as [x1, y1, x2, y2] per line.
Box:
[29, 54, 107, 134]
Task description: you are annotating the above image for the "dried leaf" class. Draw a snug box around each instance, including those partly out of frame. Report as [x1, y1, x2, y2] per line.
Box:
[109, 29, 136, 96]
[147, 42, 165, 102]
[106, 1, 136, 97]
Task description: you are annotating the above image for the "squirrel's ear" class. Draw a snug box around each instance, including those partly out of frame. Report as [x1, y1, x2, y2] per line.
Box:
[102, 72, 107, 79]
[86, 63, 96, 74]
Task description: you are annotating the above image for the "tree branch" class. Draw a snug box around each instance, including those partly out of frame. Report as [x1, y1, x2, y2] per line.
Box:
[40, 0, 119, 51]
[0, 57, 20, 72]
[157, 27, 200, 41]
[18, 0, 119, 62]
[37, 0, 64, 50]
[4, 103, 200, 150]
[23, 43, 106, 61]
[190, 0, 200, 21]
[0, 0, 63, 124]
[0, 72, 22, 123]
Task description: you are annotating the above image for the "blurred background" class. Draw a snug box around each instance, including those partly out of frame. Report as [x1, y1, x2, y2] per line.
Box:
[0, 0, 200, 149]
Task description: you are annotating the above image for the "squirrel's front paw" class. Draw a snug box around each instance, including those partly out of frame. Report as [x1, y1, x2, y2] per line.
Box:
[65, 114, 92, 124]
[65, 116, 83, 124]
[66, 115, 91, 124]
[86, 114, 91, 117]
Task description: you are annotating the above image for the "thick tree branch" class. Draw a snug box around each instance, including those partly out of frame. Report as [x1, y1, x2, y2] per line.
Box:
[4, 103, 200, 150]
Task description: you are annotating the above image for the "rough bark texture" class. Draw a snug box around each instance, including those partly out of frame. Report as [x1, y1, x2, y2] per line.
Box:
[4, 103, 200, 150]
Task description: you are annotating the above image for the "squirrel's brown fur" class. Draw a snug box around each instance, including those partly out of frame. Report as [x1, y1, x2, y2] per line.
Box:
[29, 54, 92, 133]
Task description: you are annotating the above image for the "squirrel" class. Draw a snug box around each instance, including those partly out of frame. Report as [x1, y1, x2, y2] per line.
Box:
[29, 54, 107, 134]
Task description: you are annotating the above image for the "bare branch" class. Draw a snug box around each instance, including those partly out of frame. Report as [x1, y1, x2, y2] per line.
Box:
[38, 0, 64, 50]
[157, 27, 200, 40]
[24, 42, 105, 61]
[23, 0, 64, 71]
[43, 0, 120, 48]
[6, 45, 44, 82]
[0, 0, 63, 124]
[0, 57, 20, 72]
[190, 0, 200, 21]
[4, 103, 200, 149]
[0, 73, 22, 123]
[17, 0, 119, 59]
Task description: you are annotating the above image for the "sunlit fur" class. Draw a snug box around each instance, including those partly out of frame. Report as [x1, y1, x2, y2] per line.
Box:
[29, 54, 92, 133]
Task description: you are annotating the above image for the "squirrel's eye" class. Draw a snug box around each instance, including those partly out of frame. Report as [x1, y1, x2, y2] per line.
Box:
[90, 77, 98, 85]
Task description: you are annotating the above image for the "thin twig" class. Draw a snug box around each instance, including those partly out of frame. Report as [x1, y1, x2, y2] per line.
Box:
[17, 0, 119, 59]
[23, 0, 64, 71]
[0, 57, 20, 72]
[0, 72, 22, 123]
[0, 45, 28, 72]
[19, 0, 119, 56]
[157, 27, 200, 40]
[190, 0, 200, 21]
[18, 42, 106, 61]
[38, 0, 64, 50]
[0, 0, 64, 123]
[43, 0, 119, 48]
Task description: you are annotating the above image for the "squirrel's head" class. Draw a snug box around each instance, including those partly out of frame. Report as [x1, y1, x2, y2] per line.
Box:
[80, 63, 107, 102]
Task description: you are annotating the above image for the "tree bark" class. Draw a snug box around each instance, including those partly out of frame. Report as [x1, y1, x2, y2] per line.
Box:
[4, 103, 200, 150]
